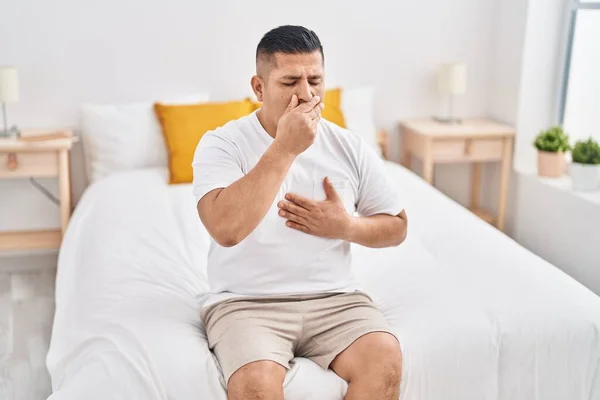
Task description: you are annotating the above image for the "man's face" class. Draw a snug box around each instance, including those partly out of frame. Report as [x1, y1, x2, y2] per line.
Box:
[252, 51, 325, 127]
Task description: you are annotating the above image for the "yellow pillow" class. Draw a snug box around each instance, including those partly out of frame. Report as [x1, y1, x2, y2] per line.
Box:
[249, 88, 346, 128]
[321, 88, 346, 128]
[154, 100, 255, 184]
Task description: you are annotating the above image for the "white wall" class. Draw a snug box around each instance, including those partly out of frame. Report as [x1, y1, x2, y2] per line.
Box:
[0, 0, 498, 232]
[486, 0, 529, 125]
[476, 0, 530, 237]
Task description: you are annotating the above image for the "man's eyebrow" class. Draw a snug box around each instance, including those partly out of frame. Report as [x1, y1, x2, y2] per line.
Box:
[280, 75, 301, 80]
[280, 74, 323, 80]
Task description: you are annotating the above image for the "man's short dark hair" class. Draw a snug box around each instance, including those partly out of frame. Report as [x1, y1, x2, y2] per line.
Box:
[256, 25, 324, 69]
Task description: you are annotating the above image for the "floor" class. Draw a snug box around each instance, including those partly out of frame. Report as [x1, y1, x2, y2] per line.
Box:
[0, 263, 56, 400]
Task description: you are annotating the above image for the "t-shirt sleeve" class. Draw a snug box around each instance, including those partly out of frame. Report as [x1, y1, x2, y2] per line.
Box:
[355, 139, 404, 217]
[192, 131, 244, 204]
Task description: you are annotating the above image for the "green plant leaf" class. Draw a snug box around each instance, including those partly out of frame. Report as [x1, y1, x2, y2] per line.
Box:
[533, 125, 571, 152]
[572, 137, 600, 165]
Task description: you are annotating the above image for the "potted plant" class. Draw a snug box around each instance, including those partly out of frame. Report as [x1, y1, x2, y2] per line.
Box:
[533, 126, 570, 177]
[570, 137, 600, 191]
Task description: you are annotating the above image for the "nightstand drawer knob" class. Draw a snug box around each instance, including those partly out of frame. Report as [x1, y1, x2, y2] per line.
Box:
[7, 152, 17, 170]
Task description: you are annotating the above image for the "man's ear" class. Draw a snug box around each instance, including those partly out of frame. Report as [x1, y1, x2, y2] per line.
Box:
[251, 75, 264, 102]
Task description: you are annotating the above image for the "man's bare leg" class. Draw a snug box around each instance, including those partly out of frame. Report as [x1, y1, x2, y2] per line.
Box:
[227, 360, 286, 400]
[330, 332, 402, 400]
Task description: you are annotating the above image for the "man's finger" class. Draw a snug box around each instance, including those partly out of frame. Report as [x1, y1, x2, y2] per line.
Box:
[285, 193, 314, 210]
[286, 220, 310, 234]
[279, 209, 307, 224]
[278, 201, 308, 216]
[323, 177, 340, 201]
[309, 104, 323, 120]
[296, 95, 321, 113]
[285, 94, 299, 113]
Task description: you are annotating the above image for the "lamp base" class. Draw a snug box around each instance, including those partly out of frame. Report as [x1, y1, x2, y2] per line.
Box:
[0, 125, 21, 138]
[1, 102, 20, 138]
[432, 115, 462, 125]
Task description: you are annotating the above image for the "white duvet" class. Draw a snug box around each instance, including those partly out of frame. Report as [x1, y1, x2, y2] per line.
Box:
[47, 162, 600, 400]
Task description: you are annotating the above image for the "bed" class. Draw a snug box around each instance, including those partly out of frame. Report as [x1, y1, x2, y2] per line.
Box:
[45, 159, 600, 400]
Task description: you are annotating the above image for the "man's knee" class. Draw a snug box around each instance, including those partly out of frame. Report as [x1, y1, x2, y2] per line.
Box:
[227, 360, 286, 398]
[350, 333, 402, 386]
[381, 351, 402, 394]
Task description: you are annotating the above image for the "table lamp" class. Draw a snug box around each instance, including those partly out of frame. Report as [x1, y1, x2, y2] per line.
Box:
[0, 66, 20, 137]
[433, 62, 466, 124]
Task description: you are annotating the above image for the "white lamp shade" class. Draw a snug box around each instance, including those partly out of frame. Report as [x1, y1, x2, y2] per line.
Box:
[0, 67, 19, 103]
[438, 63, 466, 95]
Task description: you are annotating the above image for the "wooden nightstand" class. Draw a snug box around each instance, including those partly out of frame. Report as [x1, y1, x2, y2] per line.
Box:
[0, 130, 77, 252]
[399, 118, 515, 231]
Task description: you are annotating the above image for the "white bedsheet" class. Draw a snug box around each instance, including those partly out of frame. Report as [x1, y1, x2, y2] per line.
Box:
[47, 162, 600, 400]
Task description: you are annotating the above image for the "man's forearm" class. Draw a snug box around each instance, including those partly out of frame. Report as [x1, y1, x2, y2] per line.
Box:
[202, 143, 295, 246]
[344, 211, 407, 248]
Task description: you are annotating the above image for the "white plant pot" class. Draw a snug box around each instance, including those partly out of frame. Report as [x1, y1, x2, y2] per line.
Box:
[570, 163, 600, 191]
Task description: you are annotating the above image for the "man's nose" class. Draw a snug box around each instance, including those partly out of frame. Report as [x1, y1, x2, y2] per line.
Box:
[296, 80, 312, 103]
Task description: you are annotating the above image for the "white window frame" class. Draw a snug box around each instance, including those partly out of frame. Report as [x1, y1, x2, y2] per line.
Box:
[558, 0, 600, 124]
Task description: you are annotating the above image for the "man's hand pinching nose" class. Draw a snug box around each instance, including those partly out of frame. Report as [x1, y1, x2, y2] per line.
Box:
[277, 177, 351, 240]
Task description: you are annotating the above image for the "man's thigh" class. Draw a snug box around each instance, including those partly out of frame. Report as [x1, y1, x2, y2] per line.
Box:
[298, 292, 399, 372]
[201, 298, 302, 384]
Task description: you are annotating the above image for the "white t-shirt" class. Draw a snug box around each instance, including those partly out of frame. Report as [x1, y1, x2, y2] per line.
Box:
[192, 111, 403, 306]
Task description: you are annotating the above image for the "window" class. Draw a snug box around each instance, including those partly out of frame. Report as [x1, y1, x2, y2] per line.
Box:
[560, 1, 600, 142]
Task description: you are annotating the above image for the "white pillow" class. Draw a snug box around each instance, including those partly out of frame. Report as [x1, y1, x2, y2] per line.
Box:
[341, 86, 381, 157]
[81, 94, 209, 183]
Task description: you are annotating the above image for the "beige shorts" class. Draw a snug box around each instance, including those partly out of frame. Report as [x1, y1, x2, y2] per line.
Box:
[200, 291, 396, 384]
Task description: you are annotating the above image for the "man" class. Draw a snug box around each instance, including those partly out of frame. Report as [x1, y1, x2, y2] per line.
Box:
[193, 25, 407, 400]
